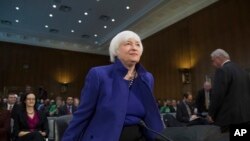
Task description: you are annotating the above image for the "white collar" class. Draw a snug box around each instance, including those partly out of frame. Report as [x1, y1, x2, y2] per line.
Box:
[221, 60, 230, 67]
[8, 103, 13, 106]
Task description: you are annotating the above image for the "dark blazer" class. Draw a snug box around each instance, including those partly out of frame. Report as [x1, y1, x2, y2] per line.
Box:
[209, 61, 250, 126]
[13, 107, 49, 139]
[2, 103, 20, 118]
[62, 59, 163, 141]
[176, 101, 194, 123]
[58, 105, 77, 116]
[195, 89, 211, 114]
[2, 103, 12, 111]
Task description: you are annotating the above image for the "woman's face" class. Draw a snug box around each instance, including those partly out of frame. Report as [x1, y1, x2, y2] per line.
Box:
[25, 93, 36, 107]
[116, 38, 142, 65]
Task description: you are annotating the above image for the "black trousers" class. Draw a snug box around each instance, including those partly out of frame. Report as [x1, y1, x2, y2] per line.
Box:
[119, 125, 146, 141]
[17, 131, 45, 141]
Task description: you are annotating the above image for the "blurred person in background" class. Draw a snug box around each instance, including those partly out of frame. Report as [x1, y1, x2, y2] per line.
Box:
[73, 97, 80, 108]
[195, 81, 212, 117]
[58, 96, 77, 116]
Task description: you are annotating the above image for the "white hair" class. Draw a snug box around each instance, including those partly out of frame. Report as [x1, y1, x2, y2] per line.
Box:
[210, 48, 230, 59]
[109, 30, 143, 62]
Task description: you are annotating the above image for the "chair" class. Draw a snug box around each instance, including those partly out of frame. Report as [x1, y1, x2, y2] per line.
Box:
[47, 117, 57, 141]
[54, 115, 72, 141]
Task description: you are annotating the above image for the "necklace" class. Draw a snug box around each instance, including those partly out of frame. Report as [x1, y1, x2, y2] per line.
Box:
[129, 78, 134, 88]
[127, 70, 136, 79]
[128, 71, 137, 88]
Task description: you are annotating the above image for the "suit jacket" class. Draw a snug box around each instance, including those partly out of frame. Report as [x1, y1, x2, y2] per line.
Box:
[62, 59, 163, 141]
[13, 107, 49, 139]
[58, 105, 77, 116]
[209, 61, 250, 126]
[2, 103, 20, 118]
[176, 100, 194, 123]
[195, 89, 211, 114]
[2, 103, 13, 111]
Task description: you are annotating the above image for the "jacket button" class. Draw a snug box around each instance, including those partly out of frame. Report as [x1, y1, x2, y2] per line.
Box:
[90, 135, 94, 139]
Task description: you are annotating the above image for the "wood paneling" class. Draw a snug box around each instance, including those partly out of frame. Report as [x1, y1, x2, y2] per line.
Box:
[141, 0, 250, 100]
[1, 0, 250, 101]
[0, 42, 109, 98]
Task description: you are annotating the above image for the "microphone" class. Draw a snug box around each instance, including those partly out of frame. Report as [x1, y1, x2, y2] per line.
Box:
[139, 120, 173, 141]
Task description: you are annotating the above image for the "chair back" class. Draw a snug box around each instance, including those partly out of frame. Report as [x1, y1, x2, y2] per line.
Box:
[54, 115, 73, 141]
[47, 116, 57, 141]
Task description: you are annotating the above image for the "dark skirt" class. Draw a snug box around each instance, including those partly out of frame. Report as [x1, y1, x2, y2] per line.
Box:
[119, 125, 146, 141]
[17, 131, 45, 141]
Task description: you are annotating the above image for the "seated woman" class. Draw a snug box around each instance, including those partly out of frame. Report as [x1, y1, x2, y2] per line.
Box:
[0, 106, 11, 141]
[13, 92, 49, 141]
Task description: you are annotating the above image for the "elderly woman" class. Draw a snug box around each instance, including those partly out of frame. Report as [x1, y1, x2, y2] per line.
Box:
[13, 92, 49, 141]
[62, 30, 164, 141]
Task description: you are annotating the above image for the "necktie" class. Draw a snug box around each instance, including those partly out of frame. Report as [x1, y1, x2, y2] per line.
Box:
[184, 101, 191, 117]
[9, 105, 13, 111]
[68, 106, 72, 114]
[205, 91, 210, 110]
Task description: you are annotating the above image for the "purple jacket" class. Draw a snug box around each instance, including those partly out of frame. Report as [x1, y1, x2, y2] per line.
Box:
[62, 59, 163, 141]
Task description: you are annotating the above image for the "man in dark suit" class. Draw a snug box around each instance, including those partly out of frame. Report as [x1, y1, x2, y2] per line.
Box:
[176, 92, 208, 126]
[2, 92, 20, 118]
[176, 92, 195, 124]
[58, 96, 77, 116]
[208, 48, 250, 132]
[2, 92, 16, 111]
[195, 81, 212, 116]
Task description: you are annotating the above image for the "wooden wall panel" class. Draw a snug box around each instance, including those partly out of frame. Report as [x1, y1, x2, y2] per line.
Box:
[141, 0, 250, 100]
[1, 0, 250, 102]
[0, 42, 109, 98]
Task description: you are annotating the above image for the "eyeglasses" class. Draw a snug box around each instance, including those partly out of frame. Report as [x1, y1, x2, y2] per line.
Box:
[26, 98, 36, 101]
